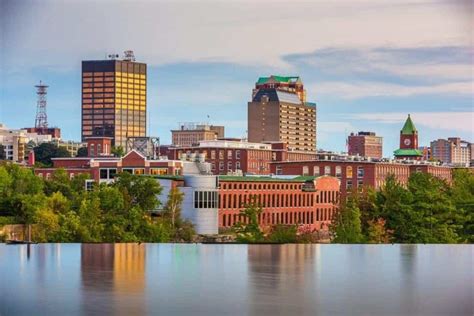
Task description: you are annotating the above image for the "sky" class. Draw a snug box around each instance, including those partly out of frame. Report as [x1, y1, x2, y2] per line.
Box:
[1, 0, 473, 157]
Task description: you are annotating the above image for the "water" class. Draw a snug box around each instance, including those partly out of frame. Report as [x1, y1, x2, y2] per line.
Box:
[0, 244, 472, 316]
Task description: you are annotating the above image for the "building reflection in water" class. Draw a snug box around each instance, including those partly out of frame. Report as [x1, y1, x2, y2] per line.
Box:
[247, 244, 319, 315]
[81, 243, 146, 315]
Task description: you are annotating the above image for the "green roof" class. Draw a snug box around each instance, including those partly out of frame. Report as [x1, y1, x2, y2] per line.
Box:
[219, 175, 316, 182]
[393, 148, 423, 157]
[401, 114, 417, 135]
[256, 75, 300, 85]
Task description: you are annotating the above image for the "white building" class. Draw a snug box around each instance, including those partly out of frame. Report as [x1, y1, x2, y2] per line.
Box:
[0, 124, 51, 162]
[155, 158, 219, 235]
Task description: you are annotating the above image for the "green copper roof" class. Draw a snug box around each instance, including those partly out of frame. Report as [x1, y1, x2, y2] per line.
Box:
[256, 76, 300, 85]
[393, 148, 423, 157]
[401, 114, 417, 135]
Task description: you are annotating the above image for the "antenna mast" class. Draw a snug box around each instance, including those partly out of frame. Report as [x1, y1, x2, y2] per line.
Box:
[34, 81, 49, 131]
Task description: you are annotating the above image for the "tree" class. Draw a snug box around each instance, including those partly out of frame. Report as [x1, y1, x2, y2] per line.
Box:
[366, 218, 392, 243]
[267, 224, 297, 243]
[330, 190, 363, 243]
[34, 143, 70, 166]
[113, 172, 162, 211]
[163, 187, 184, 229]
[111, 146, 125, 157]
[76, 147, 88, 157]
[450, 169, 474, 242]
[233, 196, 264, 243]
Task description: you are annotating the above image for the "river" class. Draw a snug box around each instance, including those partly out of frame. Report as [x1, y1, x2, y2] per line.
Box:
[0, 243, 472, 315]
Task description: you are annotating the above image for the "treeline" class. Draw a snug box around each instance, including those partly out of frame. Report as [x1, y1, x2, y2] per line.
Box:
[331, 170, 474, 243]
[0, 164, 194, 242]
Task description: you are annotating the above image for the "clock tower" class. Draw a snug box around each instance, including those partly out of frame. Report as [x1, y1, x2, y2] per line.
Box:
[394, 114, 423, 160]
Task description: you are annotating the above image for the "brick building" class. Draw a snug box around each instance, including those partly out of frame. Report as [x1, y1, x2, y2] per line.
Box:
[35, 137, 185, 185]
[218, 175, 340, 231]
[348, 131, 383, 159]
[160, 139, 318, 175]
[270, 158, 452, 197]
[430, 137, 472, 167]
[171, 123, 225, 147]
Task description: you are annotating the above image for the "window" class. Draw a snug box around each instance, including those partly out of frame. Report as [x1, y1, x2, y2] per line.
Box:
[324, 166, 331, 175]
[335, 166, 342, 178]
[347, 180, 353, 189]
[85, 180, 94, 191]
[227, 150, 233, 159]
[194, 191, 218, 209]
[100, 168, 117, 179]
[276, 166, 282, 175]
[211, 150, 216, 159]
[150, 168, 168, 175]
[357, 166, 364, 178]
[227, 161, 232, 170]
[236, 150, 241, 159]
[313, 166, 320, 176]
[347, 166, 353, 178]
[134, 169, 145, 175]
[219, 150, 224, 159]
[122, 168, 133, 174]
[236, 161, 241, 170]
[219, 162, 224, 171]
[302, 166, 309, 176]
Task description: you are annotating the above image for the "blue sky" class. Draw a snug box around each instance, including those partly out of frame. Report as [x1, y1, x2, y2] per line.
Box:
[1, 0, 472, 157]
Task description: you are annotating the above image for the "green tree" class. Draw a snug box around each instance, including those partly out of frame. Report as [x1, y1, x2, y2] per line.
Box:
[450, 169, 474, 242]
[366, 218, 392, 243]
[76, 147, 88, 157]
[113, 172, 162, 211]
[233, 196, 264, 243]
[111, 146, 125, 157]
[267, 224, 297, 243]
[330, 190, 363, 243]
[34, 143, 70, 166]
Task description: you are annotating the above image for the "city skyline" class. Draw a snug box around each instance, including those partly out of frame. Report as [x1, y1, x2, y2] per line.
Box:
[1, 0, 472, 157]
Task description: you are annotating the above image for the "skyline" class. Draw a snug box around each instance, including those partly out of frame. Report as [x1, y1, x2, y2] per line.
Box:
[1, 0, 473, 157]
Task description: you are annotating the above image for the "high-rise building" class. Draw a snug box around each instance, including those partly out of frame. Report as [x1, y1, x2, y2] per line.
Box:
[394, 114, 422, 160]
[81, 51, 147, 148]
[347, 131, 383, 159]
[171, 123, 225, 147]
[430, 137, 472, 166]
[248, 76, 316, 152]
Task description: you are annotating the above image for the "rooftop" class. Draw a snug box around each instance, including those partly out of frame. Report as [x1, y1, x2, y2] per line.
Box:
[393, 148, 423, 157]
[256, 75, 301, 85]
[252, 88, 304, 105]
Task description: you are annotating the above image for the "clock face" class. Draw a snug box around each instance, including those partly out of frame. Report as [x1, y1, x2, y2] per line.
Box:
[404, 138, 411, 146]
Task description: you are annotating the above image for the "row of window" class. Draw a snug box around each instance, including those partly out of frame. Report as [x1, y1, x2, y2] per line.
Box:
[99, 167, 170, 179]
[193, 191, 219, 209]
[220, 193, 316, 209]
[221, 207, 336, 227]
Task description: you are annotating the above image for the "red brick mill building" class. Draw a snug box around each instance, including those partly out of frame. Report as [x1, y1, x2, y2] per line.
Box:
[218, 175, 340, 231]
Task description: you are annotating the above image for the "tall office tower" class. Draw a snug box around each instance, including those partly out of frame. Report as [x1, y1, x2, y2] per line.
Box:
[81, 51, 147, 148]
[248, 76, 316, 152]
[348, 131, 383, 159]
[253, 76, 306, 102]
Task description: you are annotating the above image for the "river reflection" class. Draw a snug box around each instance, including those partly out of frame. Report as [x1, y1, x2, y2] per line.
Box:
[0, 243, 472, 316]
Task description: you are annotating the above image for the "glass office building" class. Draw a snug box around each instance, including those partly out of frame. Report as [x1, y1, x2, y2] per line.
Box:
[81, 59, 147, 147]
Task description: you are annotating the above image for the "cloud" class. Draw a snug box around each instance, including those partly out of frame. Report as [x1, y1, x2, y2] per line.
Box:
[351, 112, 474, 134]
[1, 0, 472, 72]
[313, 81, 473, 99]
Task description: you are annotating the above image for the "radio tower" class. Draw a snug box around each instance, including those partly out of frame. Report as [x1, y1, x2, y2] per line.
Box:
[34, 81, 49, 131]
